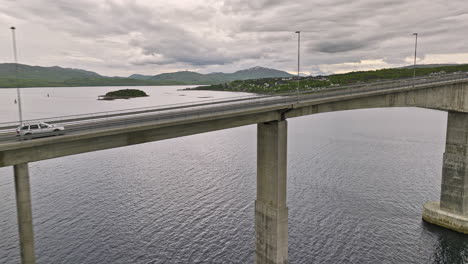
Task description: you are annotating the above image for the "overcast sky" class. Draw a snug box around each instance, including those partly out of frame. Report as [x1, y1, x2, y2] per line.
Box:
[1, 0, 468, 77]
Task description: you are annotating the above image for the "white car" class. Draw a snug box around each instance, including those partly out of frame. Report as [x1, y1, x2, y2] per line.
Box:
[16, 122, 65, 139]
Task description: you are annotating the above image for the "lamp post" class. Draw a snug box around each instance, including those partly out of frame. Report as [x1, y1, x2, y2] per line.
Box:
[295, 31, 300, 101]
[413, 33, 418, 82]
[11, 26, 23, 126]
[296, 31, 300, 77]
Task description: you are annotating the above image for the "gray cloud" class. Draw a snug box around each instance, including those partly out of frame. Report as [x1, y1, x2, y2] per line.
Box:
[0, 0, 467, 76]
[315, 40, 369, 53]
[222, 0, 284, 13]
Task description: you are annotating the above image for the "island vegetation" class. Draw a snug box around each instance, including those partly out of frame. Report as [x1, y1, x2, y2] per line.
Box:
[98, 89, 148, 100]
[189, 64, 468, 94]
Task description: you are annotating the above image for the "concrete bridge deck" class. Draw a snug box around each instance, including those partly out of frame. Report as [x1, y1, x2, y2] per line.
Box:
[1, 73, 468, 167]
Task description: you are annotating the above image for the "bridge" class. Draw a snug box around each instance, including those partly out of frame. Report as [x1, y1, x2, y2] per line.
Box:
[2, 73, 468, 264]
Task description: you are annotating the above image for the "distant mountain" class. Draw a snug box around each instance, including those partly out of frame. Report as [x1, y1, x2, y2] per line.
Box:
[149, 71, 222, 84]
[0, 63, 179, 88]
[0, 63, 101, 81]
[128, 74, 152, 80]
[129, 66, 294, 84]
[0, 63, 294, 87]
[229, 66, 295, 80]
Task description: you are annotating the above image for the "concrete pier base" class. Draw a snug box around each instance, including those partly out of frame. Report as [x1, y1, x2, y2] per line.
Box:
[423, 201, 468, 234]
[256, 121, 288, 264]
[255, 201, 288, 264]
[424, 111, 468, 234]
[14, 163, 36, 264]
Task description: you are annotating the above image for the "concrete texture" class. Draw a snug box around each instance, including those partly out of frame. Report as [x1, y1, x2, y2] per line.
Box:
[440, 111, 468, 215]
[256, 121, 288, 264]
[14, 163, 36, 264]
[423, 201, 468, 234]
[422, 111, 468, 234]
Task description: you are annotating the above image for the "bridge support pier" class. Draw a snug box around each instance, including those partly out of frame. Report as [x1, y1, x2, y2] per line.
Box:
[14, 163, 36, 264]
[256, 120, 288, 264]
[423, 111, 468, 234]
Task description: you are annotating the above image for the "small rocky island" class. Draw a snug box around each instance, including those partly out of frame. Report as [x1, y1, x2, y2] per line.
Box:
[98, 89, 149, 100]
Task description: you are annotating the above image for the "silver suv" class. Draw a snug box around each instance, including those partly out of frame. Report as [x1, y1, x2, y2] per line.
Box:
[16, 122, 65, 139]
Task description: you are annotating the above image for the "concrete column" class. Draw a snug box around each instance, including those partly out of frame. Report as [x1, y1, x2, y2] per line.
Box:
[423, 111, 468, 234]
[256, 120, 288, 264]
[14, 163, 36, 264]
[440, 111, 468, 214]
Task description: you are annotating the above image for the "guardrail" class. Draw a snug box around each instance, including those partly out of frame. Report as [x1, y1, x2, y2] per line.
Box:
[56, 73, 468, 138]
[0, 94, 268, 130]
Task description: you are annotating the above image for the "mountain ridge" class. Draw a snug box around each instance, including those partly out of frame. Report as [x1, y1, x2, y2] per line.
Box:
[0, 64, 293, 87]
[128, 66, 294, 84]
[0, 63, 101, 81]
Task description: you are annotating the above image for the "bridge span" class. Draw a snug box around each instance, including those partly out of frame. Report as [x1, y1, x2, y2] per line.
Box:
[2, 73, 468, 264]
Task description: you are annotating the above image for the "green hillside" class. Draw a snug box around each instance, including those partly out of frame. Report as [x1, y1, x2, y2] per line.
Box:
[191, 64, 468, 94]
[0, 63, 100, 81]
[328, 64, 468, 85]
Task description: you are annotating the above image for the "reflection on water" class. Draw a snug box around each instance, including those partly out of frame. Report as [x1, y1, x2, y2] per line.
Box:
[422, 221, 468, 263]
[0, 86, 467, 263]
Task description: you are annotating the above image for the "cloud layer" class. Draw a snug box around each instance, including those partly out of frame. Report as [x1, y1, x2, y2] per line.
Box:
[1, 0, 467, 76]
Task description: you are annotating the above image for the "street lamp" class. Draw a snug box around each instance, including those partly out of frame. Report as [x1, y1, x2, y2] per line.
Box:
[11, 27, 23, 127]
[296, 31, 300, 77]
[413, 33, 418, 81]
[295, 31, 300, 101]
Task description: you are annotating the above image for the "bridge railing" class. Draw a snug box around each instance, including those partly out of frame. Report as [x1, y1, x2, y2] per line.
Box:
[0, 94, 271, 130]
[1, 72, 467, 133]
